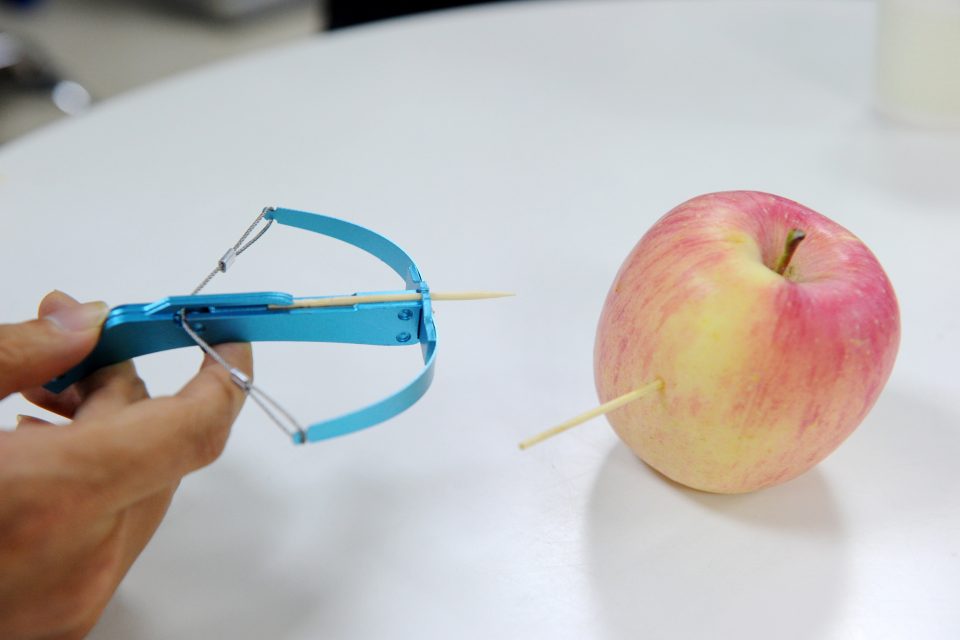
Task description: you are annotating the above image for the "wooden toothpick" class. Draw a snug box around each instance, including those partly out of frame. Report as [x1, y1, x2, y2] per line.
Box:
[269, 291, 514, 310]
[518, 378, 664, 450]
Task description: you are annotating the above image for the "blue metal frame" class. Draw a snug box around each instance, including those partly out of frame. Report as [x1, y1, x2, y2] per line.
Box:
[45, 207, 438, 444]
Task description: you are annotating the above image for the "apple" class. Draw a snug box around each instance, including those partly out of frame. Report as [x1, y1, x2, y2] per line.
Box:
[593, 191, 900, 493]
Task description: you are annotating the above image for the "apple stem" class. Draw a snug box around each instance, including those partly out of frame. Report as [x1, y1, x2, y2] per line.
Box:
[518, 378, 664, 450]
[774, 228, 806, 276]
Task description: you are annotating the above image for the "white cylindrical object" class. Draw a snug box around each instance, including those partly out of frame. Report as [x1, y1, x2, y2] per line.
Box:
[876, 0, 960, 127]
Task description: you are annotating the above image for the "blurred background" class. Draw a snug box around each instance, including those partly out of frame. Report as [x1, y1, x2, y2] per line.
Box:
[3, 0, 957, 144]
[0, 0, 503, 143]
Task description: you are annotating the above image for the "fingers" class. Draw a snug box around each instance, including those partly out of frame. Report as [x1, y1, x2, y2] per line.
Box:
[0, 291, 108, 400]
[24, 361, 147, 421]
[72, 362, 149, 421]
[23, 292, 148, 420]
[21, 385, 85, 419]
[15, 414, 55, 430]
[65, 342, 252, 509]
[38, 289, 80, 318]
[177, 342, 252, 410]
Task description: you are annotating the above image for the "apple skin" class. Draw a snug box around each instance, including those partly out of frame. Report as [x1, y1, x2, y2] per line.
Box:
[594, 191, 900, 493]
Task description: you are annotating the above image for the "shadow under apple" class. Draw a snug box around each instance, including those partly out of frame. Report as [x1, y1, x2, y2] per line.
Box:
[586, 445, 847, 640]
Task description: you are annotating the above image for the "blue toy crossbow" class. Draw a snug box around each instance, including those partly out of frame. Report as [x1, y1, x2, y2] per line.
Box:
[45, 207, 448, 445]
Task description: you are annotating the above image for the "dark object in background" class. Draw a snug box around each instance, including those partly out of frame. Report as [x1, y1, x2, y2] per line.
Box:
[325, 0, 505, 30]
[0, 31, 91, 114]
[169, 0, 308, 20]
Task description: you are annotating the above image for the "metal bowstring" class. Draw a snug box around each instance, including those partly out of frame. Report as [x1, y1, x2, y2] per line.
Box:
[182, 206, 307, 442]
[191, 206, 276, 295]
[179, 310, 305, 442]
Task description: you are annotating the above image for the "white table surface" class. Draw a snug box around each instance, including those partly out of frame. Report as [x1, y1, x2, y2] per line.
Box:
[2, 1, 958, 638]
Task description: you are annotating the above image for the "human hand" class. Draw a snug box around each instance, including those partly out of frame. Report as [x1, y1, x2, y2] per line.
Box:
[0, 291, 251, 640]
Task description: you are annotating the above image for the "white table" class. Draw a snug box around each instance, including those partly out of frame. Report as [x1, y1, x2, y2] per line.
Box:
[2, 2, 958, 638]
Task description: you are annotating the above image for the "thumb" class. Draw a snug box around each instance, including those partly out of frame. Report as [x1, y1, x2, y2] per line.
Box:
[0, 292, 108, 399]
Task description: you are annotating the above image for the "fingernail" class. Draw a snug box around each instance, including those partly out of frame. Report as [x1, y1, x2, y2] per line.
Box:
[50, 289, 76, 301]
[46, 301, 109, 333]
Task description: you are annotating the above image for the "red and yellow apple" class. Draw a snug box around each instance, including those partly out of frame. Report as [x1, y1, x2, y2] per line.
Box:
[594, 191, 900, 493]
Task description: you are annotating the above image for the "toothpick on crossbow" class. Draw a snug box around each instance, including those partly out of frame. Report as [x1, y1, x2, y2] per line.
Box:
[269, 291, 514, 310]
[518, 378, 664, 450]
